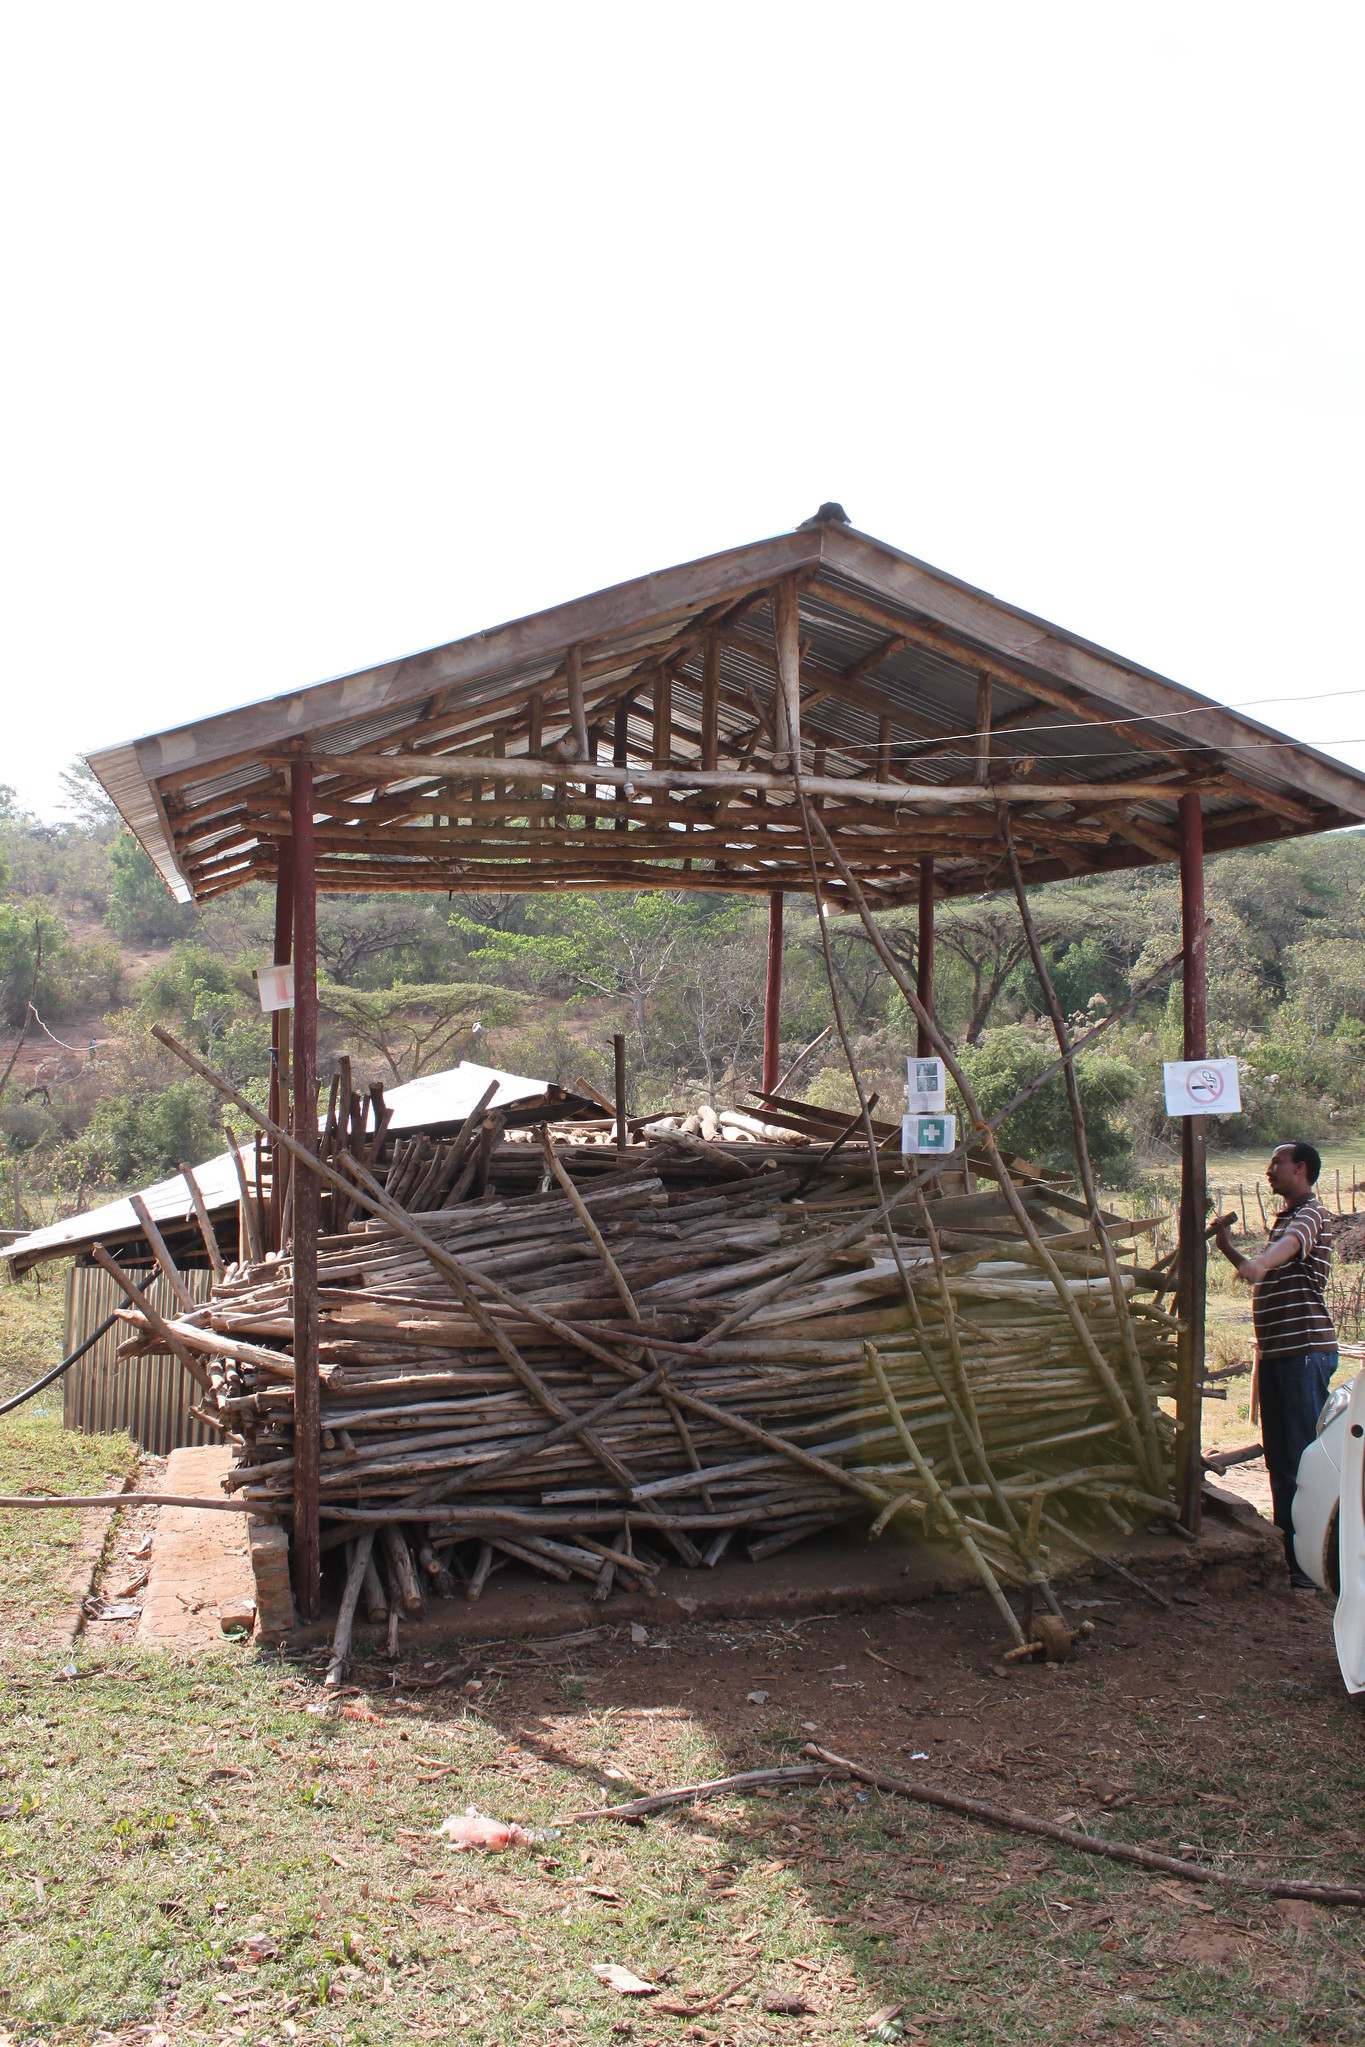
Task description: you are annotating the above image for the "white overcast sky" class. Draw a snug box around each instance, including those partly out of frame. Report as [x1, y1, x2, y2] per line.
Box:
[2, 3, 1361, 818]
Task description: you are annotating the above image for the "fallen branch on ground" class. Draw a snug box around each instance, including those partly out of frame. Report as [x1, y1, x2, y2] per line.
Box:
[801, 1744, 1365, 1907]
[564, 1763, 832, 1819]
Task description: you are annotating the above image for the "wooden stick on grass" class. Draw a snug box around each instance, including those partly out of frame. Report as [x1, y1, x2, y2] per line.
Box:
[801, 1744, 1365, 1907]
[326, 1530, 375, 1686]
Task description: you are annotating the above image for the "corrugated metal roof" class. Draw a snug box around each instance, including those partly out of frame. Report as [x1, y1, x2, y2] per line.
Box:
[84, 515, 1365, 906]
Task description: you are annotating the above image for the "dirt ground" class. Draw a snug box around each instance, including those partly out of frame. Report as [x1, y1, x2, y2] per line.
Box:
[5, 1484, 1365, 2042]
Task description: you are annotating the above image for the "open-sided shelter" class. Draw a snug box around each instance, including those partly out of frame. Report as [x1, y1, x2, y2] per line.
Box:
[83, 506, 1365, 1616]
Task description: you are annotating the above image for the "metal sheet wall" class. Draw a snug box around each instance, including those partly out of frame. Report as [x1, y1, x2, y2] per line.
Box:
[63, 1264, 216, 1455]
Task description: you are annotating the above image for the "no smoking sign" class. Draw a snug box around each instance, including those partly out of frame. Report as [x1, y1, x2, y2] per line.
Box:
[1163, 1058, 1242, 1117]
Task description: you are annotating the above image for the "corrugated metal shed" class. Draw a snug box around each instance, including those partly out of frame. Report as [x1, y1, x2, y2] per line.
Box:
[63, 1263, 216, 1456]
[4, 1061, 590, 1275]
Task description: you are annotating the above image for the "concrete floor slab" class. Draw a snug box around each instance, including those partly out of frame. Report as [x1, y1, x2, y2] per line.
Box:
[137, 1446, 256, 1650]
[278, 1489, 1281, 1654]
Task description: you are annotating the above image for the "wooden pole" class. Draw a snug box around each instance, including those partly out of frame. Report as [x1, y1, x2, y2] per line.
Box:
[614, 697, 631, 835]
[128, 1194, 196, 1315]
[268, 838, 294, 1252]
[1175, 790, 1207, 1533]
[651, 669, 672, 771]
[613, 1032, 627, 1159]
[916, 856, 935, 1059]
[876, 715, 893, 784]
[772, 577, 802, 772]
[974, 673, 993, 783]
[178, 1161, 225, 1281]
[701, 638, 720, 774]
[225, 1127, 264, 1264]
[566, 643, 590, 762]
[763, 891, 784, 1096]
[290, 761, 321, 1621]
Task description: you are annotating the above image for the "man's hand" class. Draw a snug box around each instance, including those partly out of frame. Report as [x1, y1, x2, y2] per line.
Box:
[1209, 1212, 1242, 1268]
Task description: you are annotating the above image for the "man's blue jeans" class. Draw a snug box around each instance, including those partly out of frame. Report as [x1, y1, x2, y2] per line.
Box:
[1258, 1349, 1337, 1566]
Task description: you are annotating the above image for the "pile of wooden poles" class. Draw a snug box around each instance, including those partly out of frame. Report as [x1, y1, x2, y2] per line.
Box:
[110, 1066, 1180, 1660]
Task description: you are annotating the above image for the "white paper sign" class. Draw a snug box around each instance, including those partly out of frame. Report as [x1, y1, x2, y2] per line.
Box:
[1162, 1058, 1242, 1117]
[902, 1112, 957, 1156]
[255, 964, 295, 1013]
[905, 1056, 947, 1114]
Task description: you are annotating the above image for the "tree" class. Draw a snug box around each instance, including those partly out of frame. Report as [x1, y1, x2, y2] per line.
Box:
[106, 830, 194, 944]
[78, 1078, 222, 1186]
[315, 895, 458, 985]
[652, 909, 765, 1103]
[318, 981, 519, 1083]
[126, 943, 269, 1092]
[455, 892, 697, 1063]
[0, 903, 120, 1027]
[907, 902, 1033, 1044]
[795, 921, 887, 1030]
[957, 1024, 1139, 1179]
[57, 761, 117, 833]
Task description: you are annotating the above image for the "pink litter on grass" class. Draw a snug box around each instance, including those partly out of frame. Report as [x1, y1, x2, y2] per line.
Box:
[437, 1808, 535, 1850]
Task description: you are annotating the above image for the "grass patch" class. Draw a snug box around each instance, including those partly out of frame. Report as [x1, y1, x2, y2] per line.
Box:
[0, 1409, 139, 1643]
[0, 1270, 66, 1401]
[0, 1267, 139, 1641]
[0, 1623, 1362, 2045]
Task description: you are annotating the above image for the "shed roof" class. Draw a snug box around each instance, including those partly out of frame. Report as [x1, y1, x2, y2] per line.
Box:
[87, 511, 1365, 909]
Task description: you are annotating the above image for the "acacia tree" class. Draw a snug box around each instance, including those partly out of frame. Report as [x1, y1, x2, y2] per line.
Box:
[454, 892, 694, 1065]
[653, 909, 765, 1102]
[315, 896, 455, 985]
[318, 981, 519, 1083]
[877, 901, 1036, 1044]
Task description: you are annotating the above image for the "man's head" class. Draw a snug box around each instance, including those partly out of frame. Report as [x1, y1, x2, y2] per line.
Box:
[1267, 1142, 1321, 1204]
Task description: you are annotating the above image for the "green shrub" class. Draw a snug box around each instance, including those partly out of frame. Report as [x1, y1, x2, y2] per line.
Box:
[956, 1024, 1139, 1180]
[77, 1080, 221, 1186]
[106, 831, 194, 944]
[0, 904, 121, 1025]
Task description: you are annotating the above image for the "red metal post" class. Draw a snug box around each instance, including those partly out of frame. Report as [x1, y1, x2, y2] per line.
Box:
[290, 763, 321, 1620]
[267, 839, 294, 1250]
[1175, 791, 1207, 1532]
[763, 891, 784, 1096]
[915, 857, 935, 1058]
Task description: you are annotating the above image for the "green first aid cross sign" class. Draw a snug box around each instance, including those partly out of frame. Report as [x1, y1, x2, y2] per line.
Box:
[901, 1113, 957, 1155]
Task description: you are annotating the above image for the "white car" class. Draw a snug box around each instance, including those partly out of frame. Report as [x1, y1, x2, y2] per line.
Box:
[1293, 1370, 1365, 1692]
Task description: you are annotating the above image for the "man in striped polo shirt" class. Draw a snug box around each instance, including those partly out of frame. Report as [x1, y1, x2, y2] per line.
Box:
[1212, 1141, 1338, 1589]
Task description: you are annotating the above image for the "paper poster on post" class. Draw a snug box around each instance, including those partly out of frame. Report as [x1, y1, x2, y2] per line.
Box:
[1163, 1058, 1242, 1117]
[905, 1056, 947, 1114]
[902, 1112, 957, 1156]
[255, 964, 295, 1013]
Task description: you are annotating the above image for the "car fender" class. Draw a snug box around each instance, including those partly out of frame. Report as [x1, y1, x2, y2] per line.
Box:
[1332, 1371, 1365, 1695]
[1294, 1433, 1342, 1592]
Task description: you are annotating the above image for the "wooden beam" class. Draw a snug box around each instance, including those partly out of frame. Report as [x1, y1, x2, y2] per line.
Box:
[566, 643, 589, 761]
[816, 530, 1365, 822]
[720, 627, 942, 743]
[701, 636, 719, 774]
[283, 748, 1187, 808]
[1175, 792, 1206, 1536]
[763, 893, 783, 1093]
[974, 673, 993, 785]
[916, 856, 935, 1058]
[772, 578, 802, 772]
[652, 668, 672, 771]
